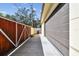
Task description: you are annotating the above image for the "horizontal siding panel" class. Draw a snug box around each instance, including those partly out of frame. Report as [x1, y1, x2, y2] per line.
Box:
[45, 4, 69, 55]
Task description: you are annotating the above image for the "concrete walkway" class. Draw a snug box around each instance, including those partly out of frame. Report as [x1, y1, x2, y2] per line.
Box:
[11, 35, 44, 56]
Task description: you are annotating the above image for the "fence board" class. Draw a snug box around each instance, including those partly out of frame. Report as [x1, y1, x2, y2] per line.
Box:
[0, 17, 31, 56]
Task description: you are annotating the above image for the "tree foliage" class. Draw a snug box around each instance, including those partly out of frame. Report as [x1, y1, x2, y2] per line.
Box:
[0, 13, 4, 17]
[0, 4, 41, 28]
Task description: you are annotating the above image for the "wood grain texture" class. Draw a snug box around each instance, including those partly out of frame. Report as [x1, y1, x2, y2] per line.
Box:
[0, 17, 31, 56]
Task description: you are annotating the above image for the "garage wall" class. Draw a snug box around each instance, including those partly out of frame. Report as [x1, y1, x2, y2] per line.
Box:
[45, 4, 69, 56]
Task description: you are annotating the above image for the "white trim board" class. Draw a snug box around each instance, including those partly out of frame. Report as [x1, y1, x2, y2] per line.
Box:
[0, 29, 16, 47]
[39, 34, 62, 56]
[8, 37, 31, 56]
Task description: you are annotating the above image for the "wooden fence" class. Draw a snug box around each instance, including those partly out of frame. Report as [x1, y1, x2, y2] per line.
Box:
[0, 17, 31, 56]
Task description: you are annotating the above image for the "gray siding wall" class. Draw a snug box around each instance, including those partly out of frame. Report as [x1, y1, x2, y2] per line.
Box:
[45, 4, 69, 56]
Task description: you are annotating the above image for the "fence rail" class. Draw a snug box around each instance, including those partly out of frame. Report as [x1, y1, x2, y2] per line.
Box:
[0, 17, 31, 56]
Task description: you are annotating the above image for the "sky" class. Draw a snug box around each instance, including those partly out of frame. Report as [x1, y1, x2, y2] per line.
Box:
[0, 3, 42, 19]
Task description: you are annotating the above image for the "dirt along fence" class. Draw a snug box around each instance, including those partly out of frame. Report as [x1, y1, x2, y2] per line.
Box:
[0, 17, 31, 56]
